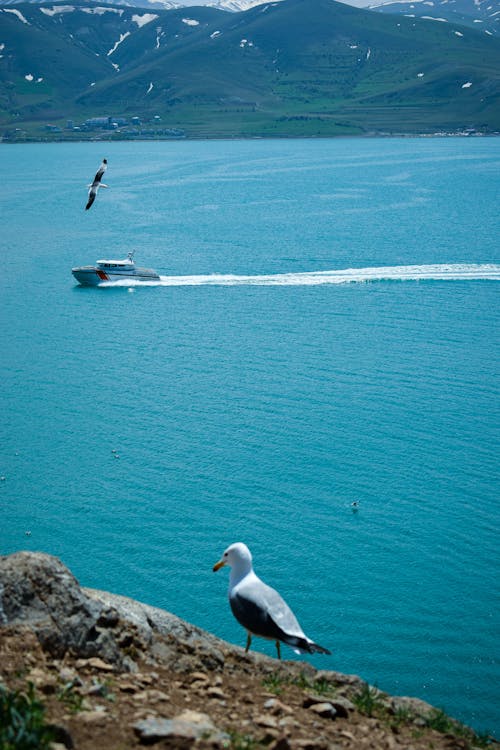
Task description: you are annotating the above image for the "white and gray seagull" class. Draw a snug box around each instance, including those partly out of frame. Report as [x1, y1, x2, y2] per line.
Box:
[85, 158, 108, 210]
[213, 542, 331, 659]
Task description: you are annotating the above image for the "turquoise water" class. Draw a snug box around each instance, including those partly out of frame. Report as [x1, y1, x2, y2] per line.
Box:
[1, 138, 499, 736]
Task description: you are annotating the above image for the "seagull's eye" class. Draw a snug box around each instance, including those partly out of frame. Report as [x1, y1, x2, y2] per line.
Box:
[224, 552, 228, 557]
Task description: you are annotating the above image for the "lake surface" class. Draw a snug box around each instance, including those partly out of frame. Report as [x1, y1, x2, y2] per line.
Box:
[1, 137, 499, 736]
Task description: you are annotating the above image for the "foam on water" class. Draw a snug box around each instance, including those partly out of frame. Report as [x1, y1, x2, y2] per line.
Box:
[102, 263, 500, 287]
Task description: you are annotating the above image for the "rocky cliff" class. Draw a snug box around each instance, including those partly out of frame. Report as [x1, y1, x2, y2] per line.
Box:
[0, 552, 495, 749]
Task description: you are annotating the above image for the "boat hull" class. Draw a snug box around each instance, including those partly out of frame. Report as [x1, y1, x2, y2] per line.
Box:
[72, 266, 160, 286]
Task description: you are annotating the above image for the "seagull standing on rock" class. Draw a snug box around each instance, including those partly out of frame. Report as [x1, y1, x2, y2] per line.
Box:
[213, 542, 331, 659]
[85, 158, 108, 210]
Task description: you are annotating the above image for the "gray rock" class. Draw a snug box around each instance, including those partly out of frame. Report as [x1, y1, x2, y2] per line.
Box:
[133, 710, 229, 744]
[307, 701, 337, 719]
[329, 697, 356, 718]
[0, 583, 7, 625]
[78, 709, 108, 725]
[84, 587, 226, 655]
[0, 552, 124, 664]
[302, 694, 331, 708]
[263, 698, 293, 715]
[0, 552, 228, 671]
[254, 714, 279, 728]
[390, 695, 436, 720]
[314, 669, 365, 692]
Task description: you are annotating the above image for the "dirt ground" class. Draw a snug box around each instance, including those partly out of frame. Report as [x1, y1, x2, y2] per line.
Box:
[1, 625, 496, 750]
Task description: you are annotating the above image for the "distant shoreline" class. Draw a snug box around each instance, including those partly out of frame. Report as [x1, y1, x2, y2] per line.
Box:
[2, 131, 499, 144]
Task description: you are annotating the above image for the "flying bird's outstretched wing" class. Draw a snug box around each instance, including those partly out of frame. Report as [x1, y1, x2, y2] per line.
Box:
[85, 158, 108, 210]
[85, 190, 97, 211]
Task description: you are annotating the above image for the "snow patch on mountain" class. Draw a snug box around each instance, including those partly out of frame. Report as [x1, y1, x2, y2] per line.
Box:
[136, 0, 180, 7]
[107, 32, 130, 55]
[40, 6, 74, 16]
[208, 0, 284, 10]
[133, 12, 158, 26]
[373, 0, 423, 5]
[3, 8, 30, 23]
[82, 6, 123, 14]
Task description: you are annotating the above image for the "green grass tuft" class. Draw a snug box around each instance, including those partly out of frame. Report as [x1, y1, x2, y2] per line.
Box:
[262, 670, 337, 697]
[425, 709, 496, 748]
[261, 673, 284, 695]
[56, 680, 85, 714]
[0, 683, 55, 750]
[352, 683, 385, 717]
[226, 730, 263, 750]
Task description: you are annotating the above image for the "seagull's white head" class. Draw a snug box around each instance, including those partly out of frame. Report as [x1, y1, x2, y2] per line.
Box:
[213, 542, 253, 575]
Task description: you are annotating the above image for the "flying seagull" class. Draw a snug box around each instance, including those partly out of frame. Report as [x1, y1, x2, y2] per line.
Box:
[213, 542, 331, 659]
[85, 158, 108, 210]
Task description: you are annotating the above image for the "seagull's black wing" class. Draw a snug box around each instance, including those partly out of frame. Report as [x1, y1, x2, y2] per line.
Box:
[85, 159, 107, 210]
[230, 589, 288, 644]
[230, 583, 331, 655]
[85, 189, 96, 211]
[92, 160, 107, 186]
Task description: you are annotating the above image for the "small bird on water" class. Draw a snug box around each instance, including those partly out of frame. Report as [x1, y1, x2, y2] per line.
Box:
[213, 542, 331, 659]
[85, 158, 108, 210]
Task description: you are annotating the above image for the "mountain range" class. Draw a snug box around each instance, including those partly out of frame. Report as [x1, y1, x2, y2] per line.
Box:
[1, 0, 287, 13]
[1, 0, 499, 138]
[371, 0, 499, 38]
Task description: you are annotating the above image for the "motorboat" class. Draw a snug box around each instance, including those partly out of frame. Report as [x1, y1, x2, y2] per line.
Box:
[72, 251, 160, 286]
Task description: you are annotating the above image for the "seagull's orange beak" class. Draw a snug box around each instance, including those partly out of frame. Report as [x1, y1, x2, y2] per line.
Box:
[213, 558, 226, 572]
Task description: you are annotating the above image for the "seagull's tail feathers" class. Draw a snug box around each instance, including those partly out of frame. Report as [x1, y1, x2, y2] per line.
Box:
[282, 634, 331, 655]
[306, 640, 331, 655]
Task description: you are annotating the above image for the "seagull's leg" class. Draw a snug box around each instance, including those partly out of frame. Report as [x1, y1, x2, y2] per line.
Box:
[276, 641, 281, 660]
[245, 633, 252, 653]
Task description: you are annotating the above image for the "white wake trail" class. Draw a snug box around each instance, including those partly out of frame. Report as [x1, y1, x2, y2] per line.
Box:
[104, 263, 500, 287]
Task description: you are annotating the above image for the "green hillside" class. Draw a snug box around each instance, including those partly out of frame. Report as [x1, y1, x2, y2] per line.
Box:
[1, 0, 499, 138]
